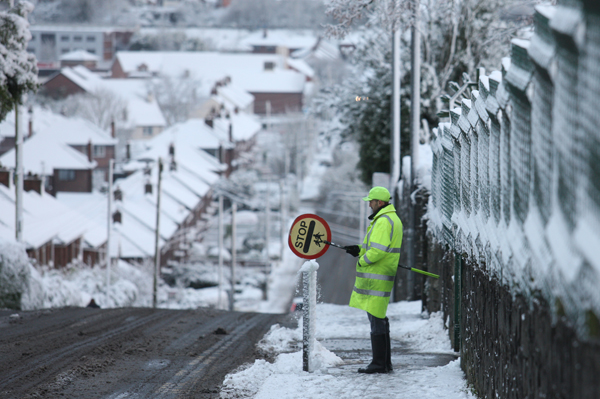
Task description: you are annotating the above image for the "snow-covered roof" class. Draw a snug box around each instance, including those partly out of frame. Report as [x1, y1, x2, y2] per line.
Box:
[55, 66, 167, 129]
[56, 192, 109, 248]
[239, 29, 318, 49]
[143, 118, 232, 153]
[101, 79, 167, 128]
[291, 38, 341, 62]
[0, 106, 116, 146]
[114, 52, 307, 95]
[59, 50, 99, 62]
[217, 84, 254, 110]
[0, 185, 88, 248]
[287, 58, 315, 78]
[32, 107, 117, 146]
[239, 69, 306, 93]
[0, 133, 96, 175]
[213, 114, 261, 142]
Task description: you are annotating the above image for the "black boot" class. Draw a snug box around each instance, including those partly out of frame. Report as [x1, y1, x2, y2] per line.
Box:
[383, 317, 392, 372]
[385, 332, 393, 372]
[358, 334, 388, 374]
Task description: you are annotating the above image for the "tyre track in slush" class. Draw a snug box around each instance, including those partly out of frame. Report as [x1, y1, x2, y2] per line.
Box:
[0, 308, 172, 395]
[105, 312, 280, 399]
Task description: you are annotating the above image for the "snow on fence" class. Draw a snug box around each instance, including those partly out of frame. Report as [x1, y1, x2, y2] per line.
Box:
[428, 2, 600, 340]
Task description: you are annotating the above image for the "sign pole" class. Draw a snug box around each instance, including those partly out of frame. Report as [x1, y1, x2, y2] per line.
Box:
[288, 214, 331, 373]
[301, 260, 319, 372]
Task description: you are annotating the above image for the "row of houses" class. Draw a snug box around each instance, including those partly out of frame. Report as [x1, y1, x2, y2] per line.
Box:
[0, 77, 261, 267]
[0, 28, 318, 269]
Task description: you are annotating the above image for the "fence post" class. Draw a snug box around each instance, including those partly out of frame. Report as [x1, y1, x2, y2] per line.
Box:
[453, 251, 462, 352]
[302, 260, 319, 372]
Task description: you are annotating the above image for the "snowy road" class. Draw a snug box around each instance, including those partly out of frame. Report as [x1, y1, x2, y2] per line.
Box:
[0, 307, 288, 398]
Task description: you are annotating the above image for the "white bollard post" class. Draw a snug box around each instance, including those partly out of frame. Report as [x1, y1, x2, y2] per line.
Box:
[301, 260, 319, 372]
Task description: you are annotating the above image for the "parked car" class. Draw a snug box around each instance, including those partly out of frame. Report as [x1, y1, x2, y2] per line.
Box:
[290, 296, 303, 312]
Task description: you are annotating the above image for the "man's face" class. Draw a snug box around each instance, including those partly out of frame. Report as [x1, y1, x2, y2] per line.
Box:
[369, 199, 381, 213]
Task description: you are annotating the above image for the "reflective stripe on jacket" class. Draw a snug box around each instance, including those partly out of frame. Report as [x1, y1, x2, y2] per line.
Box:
[349, 204, 403, 319]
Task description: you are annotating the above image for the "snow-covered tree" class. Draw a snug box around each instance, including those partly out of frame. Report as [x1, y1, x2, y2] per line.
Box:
[148, 73, 201, 126]
[43, 88, 127, 131]
[317, 0, 537, 184]
[220, 0, 330, 29]
[0, 1, 38, 122]
[30, 0, 127, 25]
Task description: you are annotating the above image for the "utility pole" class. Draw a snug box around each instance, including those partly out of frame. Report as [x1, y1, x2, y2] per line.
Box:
[390, 5, 402, 199]
[14, 104, 23, 242]
[106, 159, 114, 290]
[218, 195, 224, 309]
[152, 158, 163, 308]
[230, 202, 237, 311]
[407, 0, 421, 300]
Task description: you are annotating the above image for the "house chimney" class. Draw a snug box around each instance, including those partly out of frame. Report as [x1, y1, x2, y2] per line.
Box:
[112, 210, 122, 224]
[24, 173, 42, 195]
[87, 140, 93, 162]
[205, 118, 213, 128]
[126, 142, 131, 161]
[0, 167, 11, 188]
[145, 180, 152, 194]
[114, 186, 122, 201]
[169, 142, 175, 156]
[111, 120, 115, 138]
[229, 123, 233, 143]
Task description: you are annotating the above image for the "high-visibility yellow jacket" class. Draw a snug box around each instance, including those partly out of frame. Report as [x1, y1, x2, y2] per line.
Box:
[349, 204, 403, 319]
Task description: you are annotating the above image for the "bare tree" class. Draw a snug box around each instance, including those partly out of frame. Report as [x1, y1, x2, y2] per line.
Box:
[45, 88, 127, 131]
[148, 74, 201, 126]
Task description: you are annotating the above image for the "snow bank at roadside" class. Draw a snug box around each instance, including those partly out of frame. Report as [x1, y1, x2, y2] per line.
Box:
[220, 301, 468, 399]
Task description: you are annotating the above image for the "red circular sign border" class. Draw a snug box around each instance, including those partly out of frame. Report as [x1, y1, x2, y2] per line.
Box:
[288, 213, 331, 259]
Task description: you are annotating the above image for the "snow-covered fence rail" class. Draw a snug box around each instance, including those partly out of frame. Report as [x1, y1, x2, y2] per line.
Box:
[427, 2, 600, 397]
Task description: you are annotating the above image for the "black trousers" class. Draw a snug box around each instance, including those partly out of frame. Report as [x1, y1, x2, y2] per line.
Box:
[367, 313, 389, 335]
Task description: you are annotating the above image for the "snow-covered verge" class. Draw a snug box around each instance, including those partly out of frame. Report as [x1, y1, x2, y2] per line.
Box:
[220, 301, 475, 399]
[0, 226, 303, 313]
[0, 238, 38, 309]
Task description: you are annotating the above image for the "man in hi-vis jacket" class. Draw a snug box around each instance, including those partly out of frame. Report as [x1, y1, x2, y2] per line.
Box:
[343, 186, 403, 374]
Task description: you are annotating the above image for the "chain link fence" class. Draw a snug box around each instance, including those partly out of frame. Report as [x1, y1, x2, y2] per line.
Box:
[426, 2, 600, 396]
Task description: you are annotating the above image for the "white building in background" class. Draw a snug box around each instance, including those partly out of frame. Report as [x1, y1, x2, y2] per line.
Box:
[28, 25, 136, 75]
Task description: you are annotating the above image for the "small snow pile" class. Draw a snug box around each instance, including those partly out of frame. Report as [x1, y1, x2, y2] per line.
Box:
[0, 238, 33, 309]
[221, 315, 342, 398]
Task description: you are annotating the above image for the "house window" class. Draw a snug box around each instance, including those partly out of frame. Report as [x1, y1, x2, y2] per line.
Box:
[61, 48, 71, 54]
[143, 127, 153, 137]
[93, 145, 106, 158]
[73, 36, 82, 42]
[31, 34, 36, 41]
[264, 61, 275, 71]
[87, 49, 96, 54]
[86, 36, 96, 42]
[58, 170, 76, 181]
[61, 35, 69, 42]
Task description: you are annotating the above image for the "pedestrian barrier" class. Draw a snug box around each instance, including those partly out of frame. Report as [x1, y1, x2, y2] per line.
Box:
[427, 1, 600, 397]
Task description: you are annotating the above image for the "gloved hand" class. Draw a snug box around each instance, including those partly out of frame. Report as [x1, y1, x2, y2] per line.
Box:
[344, 245, 360, 257]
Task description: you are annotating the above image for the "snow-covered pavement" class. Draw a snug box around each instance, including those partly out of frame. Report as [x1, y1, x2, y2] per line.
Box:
[221, 299, 475, 399]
